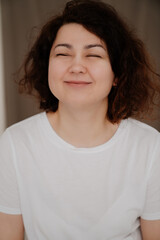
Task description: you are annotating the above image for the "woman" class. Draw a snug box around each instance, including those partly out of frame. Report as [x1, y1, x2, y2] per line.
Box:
[0, 0, 160, 239]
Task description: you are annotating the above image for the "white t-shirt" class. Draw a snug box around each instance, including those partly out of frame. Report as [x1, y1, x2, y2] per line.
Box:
[0, 112, 160, 240]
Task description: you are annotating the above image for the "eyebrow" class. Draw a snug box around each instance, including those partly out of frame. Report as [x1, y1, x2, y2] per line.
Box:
[54, 43, 106, 51]
[54, 43, 72, 49]
[84, 44, 106, 51]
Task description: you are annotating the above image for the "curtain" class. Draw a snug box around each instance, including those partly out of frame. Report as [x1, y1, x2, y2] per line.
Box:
[1, 0, 160, 131]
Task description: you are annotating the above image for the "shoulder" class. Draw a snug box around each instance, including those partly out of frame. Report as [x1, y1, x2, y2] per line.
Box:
[0, 112, 46, 144]
[126, 118, 159, 138]
[8, 112, 44, 132]
[122, 118, 160, 148]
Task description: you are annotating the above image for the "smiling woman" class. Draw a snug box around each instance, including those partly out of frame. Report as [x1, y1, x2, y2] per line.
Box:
[0, 0, 160, 240]
[48, 23, 115, 111]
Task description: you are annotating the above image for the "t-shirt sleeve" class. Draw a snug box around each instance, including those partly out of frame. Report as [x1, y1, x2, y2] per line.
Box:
[141, 136, 160, 220]
[0, 129, 21, 214]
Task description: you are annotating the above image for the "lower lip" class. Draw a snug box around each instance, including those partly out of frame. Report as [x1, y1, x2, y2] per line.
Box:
[64, 82, 92, 87]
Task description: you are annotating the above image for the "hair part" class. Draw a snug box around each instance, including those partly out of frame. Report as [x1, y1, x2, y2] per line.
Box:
[17, 0, 160, 123]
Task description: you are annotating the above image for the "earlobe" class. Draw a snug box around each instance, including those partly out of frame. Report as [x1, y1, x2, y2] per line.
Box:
[113, 77, 118, 87]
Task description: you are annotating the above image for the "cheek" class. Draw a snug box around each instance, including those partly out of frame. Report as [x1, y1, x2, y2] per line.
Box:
[48, 60, 69, 100]
[48, 60, 62, 89]
[48, 59, 69, 82]
[91, 62, 115, 85]
[48, 60, 59, 95]
[48, 60, 59, 80]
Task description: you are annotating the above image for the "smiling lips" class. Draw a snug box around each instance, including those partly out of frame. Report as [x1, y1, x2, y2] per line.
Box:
[64, 81, 92, 86]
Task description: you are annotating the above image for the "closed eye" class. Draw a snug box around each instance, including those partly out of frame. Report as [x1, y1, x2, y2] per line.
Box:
[56, 53, 70, 56]
[86, 54, 102, 58]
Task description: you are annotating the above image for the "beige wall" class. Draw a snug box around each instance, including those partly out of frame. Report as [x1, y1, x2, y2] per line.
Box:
[0, 0, 6, 134]
[1, 0, 160, 131]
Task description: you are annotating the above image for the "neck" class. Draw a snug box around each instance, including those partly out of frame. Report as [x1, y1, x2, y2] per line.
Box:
[47, 102, 119, 148]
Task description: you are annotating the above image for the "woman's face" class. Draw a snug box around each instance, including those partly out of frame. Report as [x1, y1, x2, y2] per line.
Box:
[48, 23, 116, 109]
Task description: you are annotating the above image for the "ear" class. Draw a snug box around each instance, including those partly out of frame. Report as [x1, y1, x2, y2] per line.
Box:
[113, 77, 118, 87]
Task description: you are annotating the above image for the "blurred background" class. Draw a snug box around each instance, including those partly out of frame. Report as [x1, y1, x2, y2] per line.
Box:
[0, 0, 160, 135]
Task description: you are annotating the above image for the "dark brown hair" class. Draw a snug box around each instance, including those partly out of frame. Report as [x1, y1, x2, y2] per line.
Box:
[18, 0, 160, 123]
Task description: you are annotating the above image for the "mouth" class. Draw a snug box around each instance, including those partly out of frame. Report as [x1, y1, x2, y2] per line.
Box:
[64, 81, 92, 86]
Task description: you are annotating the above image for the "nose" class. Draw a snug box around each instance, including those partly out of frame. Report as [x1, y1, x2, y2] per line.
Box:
[69, 57, 87, 74]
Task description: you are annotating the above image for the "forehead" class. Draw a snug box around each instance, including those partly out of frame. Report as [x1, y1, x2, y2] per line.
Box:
[53, 23, 106, 47]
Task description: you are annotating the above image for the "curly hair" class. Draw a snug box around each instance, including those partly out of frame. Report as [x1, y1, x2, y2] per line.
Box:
[18, 0, 160, 123]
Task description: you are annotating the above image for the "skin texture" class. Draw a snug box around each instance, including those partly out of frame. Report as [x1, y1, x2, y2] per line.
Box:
[140, 219, 160, 240]
[0, 212, 24, 240]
